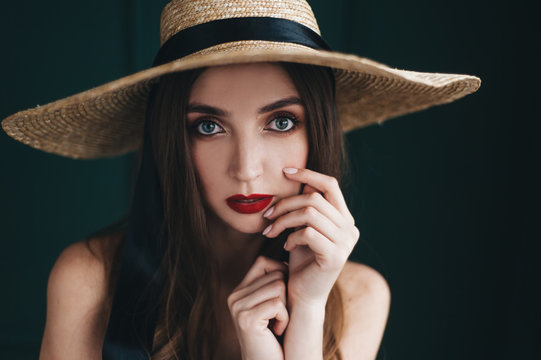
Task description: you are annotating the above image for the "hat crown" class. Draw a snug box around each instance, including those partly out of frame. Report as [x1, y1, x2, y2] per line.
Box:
[160, 0, 321, 45]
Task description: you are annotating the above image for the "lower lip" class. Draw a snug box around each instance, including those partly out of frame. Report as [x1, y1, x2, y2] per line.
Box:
[226, 197, 273, 214]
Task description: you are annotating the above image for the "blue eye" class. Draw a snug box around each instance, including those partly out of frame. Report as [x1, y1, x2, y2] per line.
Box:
[267, 115, 298, 132]
[195, 120, 223, 135]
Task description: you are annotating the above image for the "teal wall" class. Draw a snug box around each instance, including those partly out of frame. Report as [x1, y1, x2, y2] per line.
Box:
[0, 0, 535, 359]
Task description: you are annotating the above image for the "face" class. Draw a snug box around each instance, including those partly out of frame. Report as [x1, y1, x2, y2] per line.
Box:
[187, 62, 309, 234]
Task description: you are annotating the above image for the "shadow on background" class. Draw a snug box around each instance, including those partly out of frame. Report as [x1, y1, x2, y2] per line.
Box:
[0, 0, 537, 359]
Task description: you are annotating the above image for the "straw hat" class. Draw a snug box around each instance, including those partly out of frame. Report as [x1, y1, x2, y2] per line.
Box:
[1, 0, 480, 160]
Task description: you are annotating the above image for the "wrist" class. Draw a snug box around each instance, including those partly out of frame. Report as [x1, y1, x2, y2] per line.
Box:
[284, 301, 325, 360]
[288, 301, 325, 324]
[287, 293, 328, 312]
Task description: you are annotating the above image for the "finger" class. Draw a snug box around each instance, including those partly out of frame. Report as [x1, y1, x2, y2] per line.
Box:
[264, 206, 341, 243]
[272, 302, 289, 336]
[282, 167, 354, 225]
[228, 270, 286, 309]
[264, 191, 346, 228]
[230, 278, 287, 317]
[284, 226, 335, 256]
[302, 184, 319, 195]
[237, 297, 289, 335]
[234, 256, 287, 291]
[285, 227, 349, 271]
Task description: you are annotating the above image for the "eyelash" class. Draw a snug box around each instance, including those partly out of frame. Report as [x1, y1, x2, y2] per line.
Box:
[191, 119, 222, 136]
[267, 112, 300, 133]
[190, 112, 300, 137]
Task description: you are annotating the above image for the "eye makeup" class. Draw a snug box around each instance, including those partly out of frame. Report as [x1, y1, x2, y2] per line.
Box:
[264, 111, 301, 134]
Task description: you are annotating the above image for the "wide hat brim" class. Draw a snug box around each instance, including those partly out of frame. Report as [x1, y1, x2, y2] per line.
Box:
[1, 41, 481, 159]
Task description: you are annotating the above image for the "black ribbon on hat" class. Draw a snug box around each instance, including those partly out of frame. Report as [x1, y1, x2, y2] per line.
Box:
[103, 16, 331, 359]
[153, 17, 331, 67]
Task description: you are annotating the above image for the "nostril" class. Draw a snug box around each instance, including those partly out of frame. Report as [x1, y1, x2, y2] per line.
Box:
[230, 146, 263, 182]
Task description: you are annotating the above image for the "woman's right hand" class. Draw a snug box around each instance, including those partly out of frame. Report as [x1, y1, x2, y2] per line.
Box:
[227, 256, 289, 360]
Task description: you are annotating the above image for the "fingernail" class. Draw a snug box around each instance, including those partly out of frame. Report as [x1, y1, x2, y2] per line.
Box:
[262, 224, 272, 236]
[283, 241, 289, 250]
[283, 167, 298, 174]
[263, 206, 274, 218]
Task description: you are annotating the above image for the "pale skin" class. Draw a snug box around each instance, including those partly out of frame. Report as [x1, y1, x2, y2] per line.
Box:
[39, 63, 391, 359]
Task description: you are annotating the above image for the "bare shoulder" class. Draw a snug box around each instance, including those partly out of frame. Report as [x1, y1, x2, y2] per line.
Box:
[40, 231, 125, 360]
[338, 261, 390, 304]
[337, 261, 391, 360]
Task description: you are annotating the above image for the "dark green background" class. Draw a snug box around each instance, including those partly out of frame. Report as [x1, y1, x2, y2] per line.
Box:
[1, 0, 537, 359]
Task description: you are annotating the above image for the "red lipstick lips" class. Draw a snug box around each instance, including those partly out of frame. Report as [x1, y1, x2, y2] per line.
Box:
[226, 194, 273, 214]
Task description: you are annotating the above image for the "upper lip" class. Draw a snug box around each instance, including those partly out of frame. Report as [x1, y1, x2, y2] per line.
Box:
[227, 194, 273, 201]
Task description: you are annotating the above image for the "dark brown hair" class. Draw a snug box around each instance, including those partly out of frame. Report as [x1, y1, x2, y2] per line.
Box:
[134, 62, 348, 359]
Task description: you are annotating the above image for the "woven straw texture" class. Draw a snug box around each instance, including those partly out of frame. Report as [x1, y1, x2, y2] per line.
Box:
[1, 0, 481, 159]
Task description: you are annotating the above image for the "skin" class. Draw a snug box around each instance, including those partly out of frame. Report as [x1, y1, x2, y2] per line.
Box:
[39, 62, 391, 360]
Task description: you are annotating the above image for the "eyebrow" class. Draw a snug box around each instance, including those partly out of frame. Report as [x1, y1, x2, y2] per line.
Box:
[187, 96, 304, 117]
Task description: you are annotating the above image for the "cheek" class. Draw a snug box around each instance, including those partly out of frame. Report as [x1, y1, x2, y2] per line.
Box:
[270, 133, 309, 168]
[190, 142, 224, 196]
[263, 134, 309, 190]
[270, 139, 308, 196]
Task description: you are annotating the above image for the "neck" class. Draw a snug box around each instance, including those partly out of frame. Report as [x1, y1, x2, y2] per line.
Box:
[207, 212, 265, 291]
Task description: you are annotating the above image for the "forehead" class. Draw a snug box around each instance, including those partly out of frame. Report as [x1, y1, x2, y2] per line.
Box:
[189, 62, 299, 104]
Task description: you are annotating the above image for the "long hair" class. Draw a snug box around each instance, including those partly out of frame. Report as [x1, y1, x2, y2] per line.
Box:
[112, 62, 348, 359]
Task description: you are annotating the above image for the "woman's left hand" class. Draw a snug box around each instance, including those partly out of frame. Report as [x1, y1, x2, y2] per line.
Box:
[263, 167, 360, 307]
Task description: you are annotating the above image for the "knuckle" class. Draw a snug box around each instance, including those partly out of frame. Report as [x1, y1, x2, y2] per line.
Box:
[327, 176, 339, 188]
[230, 301, 239, 315]
[226, 293, 235, 309]
[273, 269, 286, 280]
[308, 192, 321, 203]
[302, 206, 316, 217]
[301, 226, 314, 237]
[230, 298, 244, 315]
[269, 296, 284, 310]
[255, 255, 273, 269]
[271, 278, 286, 293]
[352, 226, 360, 239]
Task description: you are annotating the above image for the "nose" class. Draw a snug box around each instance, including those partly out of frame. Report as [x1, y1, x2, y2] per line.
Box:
[228, 134, 263, 183]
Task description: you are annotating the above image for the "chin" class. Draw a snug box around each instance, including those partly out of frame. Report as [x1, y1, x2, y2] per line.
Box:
[225, 213, 268, 234]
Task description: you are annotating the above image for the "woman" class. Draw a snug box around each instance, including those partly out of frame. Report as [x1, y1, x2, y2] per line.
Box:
[1, 0, 480, 359]
[41, 61, 389, 360]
